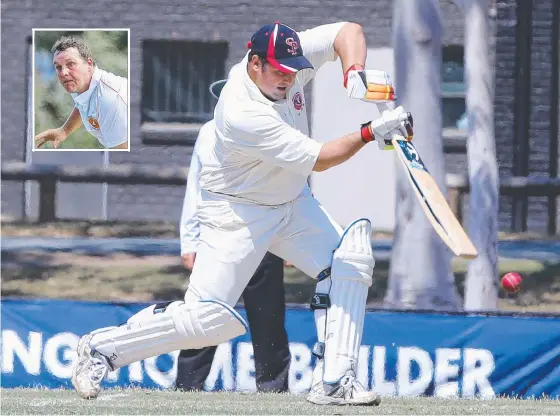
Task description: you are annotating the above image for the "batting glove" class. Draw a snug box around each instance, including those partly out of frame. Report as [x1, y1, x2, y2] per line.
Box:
[362, 106, 413, 150]
[345, 68, 396, 102]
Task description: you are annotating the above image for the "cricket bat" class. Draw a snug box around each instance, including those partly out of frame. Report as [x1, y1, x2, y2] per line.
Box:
[391, 134, 478, 259]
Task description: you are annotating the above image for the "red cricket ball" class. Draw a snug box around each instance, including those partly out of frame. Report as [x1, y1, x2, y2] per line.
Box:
[501, 272, 522, 293]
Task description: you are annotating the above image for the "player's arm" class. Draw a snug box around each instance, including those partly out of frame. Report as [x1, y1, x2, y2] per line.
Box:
[297, 22, 366, 87]
[313, 106, 412, 172]
[34, 107, 83, 148]
[312, 131, 365, 172]
[333, 24, 399, 103]
[226, 103, 411, 174]
[306, 23, 389, 171]
[333, 22, 366, 74]
[299, 21, 395, 101]
[62, 107, 84, 136]
[333, 24, 397, 103]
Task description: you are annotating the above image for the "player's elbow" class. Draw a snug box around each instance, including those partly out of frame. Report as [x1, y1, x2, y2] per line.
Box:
[338, 22, 364, 43]
[313, 145, 338, 172]
[344, 22, 363, 36]
[312, 160, 329, 172]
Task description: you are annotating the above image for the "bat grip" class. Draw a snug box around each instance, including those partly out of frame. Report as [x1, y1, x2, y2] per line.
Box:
[376, 103, 413, 126]
[375, 103, 413, 141]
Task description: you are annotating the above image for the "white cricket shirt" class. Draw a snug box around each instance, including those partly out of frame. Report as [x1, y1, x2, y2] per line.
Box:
[71, 67, 128, 148]
[179, 120, 216, 254]
[200, 22, 346, 205]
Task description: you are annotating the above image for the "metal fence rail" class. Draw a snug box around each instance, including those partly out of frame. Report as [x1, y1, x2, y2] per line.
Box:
[2, 162, 188, 222]
[2, 162, 559, 234]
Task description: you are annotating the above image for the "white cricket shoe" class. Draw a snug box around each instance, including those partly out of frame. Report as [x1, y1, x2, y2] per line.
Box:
[307, 366, 381, 406]
[71, 333, 110, 399]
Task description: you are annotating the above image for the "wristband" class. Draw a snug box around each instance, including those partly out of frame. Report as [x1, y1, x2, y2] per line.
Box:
[360, 122, 374, 143]
[343, 64, 364, 88]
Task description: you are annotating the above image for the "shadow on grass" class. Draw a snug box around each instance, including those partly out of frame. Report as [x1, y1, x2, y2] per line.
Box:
[2, 249, 559, 313]
[1, 220, 179, 239]
[1, 252, 73, 281]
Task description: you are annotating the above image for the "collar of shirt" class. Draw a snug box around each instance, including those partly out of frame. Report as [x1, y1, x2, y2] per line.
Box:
[71, 67, 102, 107]
[241, 55, 288, 108]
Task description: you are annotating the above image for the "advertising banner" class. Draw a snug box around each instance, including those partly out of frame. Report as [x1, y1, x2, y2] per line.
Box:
[2, 298, 559, 398]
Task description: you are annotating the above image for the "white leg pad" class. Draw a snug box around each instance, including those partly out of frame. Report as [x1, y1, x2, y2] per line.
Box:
[89, 300, 247, 369]
[322, 219, 374, 383]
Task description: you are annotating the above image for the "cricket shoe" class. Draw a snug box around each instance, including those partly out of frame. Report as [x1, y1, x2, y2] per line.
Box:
[71, 331, 111, 399]
[306, 367, 381, 406]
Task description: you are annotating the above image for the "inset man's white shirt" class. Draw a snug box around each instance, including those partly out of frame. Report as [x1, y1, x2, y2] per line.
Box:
[200, 22, 346, 205]
[71, 67, 128, 148]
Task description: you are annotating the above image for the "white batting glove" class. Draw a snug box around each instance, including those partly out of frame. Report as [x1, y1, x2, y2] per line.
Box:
[346, 69, 396, 102]
[364, 106, 413, 150]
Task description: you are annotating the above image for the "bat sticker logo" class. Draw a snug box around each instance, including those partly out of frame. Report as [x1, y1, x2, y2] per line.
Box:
[406, 143, 418, 161]
[399, 141, 428, 172]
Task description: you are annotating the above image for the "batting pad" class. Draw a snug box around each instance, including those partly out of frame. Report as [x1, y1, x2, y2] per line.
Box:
[89, 300, 248, 370]
[323, 218, 375, 383]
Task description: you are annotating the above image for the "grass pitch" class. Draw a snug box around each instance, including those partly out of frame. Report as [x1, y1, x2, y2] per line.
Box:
[1, 388, 559, 415]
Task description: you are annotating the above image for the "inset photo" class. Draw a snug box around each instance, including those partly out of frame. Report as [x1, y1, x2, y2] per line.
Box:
[32, 29, 130, 151]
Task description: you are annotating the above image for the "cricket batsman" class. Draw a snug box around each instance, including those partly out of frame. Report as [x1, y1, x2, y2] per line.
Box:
[71, 21, 412, 406]
[176, 71, 291, 392]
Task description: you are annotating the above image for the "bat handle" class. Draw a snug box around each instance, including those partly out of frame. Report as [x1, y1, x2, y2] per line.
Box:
[376, 102, 390, 113]
[376, 102, 413, 127]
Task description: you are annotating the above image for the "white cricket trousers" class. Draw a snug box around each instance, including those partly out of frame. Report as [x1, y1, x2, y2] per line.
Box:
[185, 187, 343, 306]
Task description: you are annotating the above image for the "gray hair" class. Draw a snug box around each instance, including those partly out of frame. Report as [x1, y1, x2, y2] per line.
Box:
[51, 36, 95, 66]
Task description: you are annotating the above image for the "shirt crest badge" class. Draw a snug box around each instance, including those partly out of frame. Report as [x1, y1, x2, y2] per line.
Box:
[88, 117, 100, 130]
[292, 92, 303, 111]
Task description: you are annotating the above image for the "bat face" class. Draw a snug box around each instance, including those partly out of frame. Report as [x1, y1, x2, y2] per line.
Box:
[392, 137, 478, 259]
[396, 140, 428, 173]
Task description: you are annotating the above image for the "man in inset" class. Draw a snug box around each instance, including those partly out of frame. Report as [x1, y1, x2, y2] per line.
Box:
[35, 36, 128, 150]
[71, 21, 412, 406]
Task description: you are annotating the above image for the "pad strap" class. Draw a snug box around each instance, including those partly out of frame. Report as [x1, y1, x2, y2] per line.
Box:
[317, 267, 331, 282]
[312, 342, 325, 359]
[310, 293, 330, 310]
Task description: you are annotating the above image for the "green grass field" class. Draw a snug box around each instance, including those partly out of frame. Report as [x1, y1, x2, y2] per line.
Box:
[1, 388, 559, 415]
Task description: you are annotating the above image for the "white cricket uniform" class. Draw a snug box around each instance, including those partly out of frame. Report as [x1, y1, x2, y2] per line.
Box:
[179, 120, 216, 255]
[186, 23, 347, 307]
[71, 67, 128, 148]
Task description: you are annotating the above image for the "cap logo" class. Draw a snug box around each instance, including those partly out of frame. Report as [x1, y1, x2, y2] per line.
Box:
[286, 37, 299, 56]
